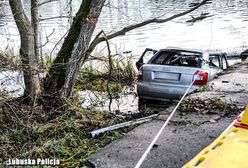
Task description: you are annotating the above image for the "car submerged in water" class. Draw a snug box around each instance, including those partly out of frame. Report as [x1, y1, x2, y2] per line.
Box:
[136, 47, 229, 102]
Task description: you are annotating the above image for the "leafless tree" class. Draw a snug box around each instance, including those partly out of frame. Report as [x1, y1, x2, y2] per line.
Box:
[9, 0, 40, 101]
[31, 0, 39, 62]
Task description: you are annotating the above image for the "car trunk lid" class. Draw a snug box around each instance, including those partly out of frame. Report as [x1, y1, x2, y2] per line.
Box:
[142, 64, 207, 86]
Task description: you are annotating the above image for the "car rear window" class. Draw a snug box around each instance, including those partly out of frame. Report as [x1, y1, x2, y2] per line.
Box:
[150, 50, 203, 67]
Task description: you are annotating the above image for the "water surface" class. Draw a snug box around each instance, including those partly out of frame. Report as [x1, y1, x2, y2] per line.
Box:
[0, 0, 248, 56]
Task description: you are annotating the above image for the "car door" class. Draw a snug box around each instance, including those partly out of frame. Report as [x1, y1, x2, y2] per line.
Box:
[221, 53, 229, 70]
[136, 48, 157, 70]
[208, 54, 223, 80]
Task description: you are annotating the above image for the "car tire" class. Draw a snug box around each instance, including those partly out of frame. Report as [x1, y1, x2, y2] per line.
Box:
[138, 97, 146, 104]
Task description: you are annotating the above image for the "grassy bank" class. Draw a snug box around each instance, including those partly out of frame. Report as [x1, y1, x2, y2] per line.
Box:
[0, 53, 138, 167]
[0, 97, 135, 167]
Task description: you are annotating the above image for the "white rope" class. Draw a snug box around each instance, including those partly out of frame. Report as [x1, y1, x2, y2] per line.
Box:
[221, 111, 244, 136]
[134, 70, 202, 168]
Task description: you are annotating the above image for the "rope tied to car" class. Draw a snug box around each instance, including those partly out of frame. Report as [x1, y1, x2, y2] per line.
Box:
[134, 70, 202, 168]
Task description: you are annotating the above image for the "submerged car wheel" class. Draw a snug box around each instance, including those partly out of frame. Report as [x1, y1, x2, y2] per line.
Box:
[138, 97, 155, 105]
[138, 97, 146, 104]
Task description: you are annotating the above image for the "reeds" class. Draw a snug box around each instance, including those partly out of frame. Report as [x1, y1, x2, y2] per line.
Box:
[76, 55, 136, 92]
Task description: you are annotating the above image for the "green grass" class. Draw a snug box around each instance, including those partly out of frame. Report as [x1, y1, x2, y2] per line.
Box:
[0, 51, 21, 69]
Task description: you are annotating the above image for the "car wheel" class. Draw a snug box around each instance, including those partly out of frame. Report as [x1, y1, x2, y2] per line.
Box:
[138, 97, 145, 104]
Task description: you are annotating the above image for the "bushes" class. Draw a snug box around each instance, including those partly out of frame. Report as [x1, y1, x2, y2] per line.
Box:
[76, 56, 136, 92]
[0, 51, 20, 69]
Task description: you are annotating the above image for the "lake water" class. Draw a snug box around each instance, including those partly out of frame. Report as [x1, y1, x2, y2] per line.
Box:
[1, 0, 248, 57]
[0, 70, 24, 97]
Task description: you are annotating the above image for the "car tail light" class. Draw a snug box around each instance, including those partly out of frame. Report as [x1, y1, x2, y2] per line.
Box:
[137, 66, 143, 81]
[193, 70, 208, 85]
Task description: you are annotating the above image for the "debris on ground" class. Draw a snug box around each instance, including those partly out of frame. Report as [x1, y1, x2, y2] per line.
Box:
[179, 98, 240, 116]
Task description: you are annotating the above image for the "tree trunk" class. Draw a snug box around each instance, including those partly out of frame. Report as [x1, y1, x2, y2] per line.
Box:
[31, 0, 40, 62]
[44, 0, 105, 97]
[9, 0, 40, 100]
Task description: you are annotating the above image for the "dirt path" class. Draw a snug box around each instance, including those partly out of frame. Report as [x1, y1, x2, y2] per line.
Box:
[89, 61, 248, 168]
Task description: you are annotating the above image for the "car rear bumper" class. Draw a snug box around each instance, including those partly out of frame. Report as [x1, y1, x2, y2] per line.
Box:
[137, 82, 199, 101]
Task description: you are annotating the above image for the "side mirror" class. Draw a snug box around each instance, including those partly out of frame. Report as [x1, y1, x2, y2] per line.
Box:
[240, 49, 248, 61]
[240, 53, 248, 61]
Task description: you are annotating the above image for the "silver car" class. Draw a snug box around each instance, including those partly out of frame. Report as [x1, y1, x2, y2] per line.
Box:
[136, 47, 229, 101]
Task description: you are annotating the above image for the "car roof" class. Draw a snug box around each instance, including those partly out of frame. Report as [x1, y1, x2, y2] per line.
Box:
[158, 47, 228, 55]
[206, 49, 226, 55]
[159, 47, 204, 54]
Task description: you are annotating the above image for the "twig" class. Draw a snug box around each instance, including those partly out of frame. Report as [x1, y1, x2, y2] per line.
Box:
[38, 0, 58, 7]
[102, 31, 113, 112]
[49, 30, 69, 61]
[39, 16, 73, 21]
[186, 12, 213, 23]
[39, 28, 55, 48]
[3, 101, 23, 125]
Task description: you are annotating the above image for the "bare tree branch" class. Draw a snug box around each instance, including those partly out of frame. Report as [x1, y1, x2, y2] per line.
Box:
[49, 30, 69, 61]
[31, 0, 39, 61]
[38, 0, 58, 7]
[67, 0, 73, 26]
[39, 28, 55, 48]
[186, 12, 213, 23]
[102, 31, 113, 112]
[39, 16, 73, 21]
[88, 0, 209, 53]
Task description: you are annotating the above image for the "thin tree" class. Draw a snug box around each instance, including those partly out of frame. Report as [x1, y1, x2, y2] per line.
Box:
[31, 0, 39, 62]
[9, 0, 40, 101]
